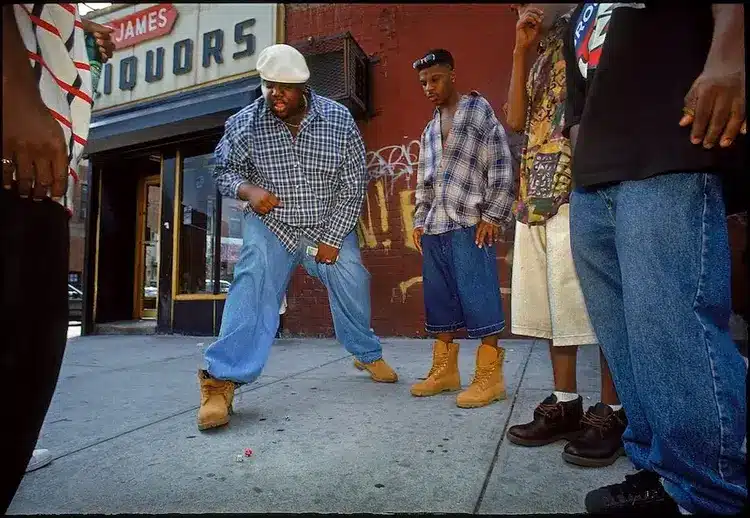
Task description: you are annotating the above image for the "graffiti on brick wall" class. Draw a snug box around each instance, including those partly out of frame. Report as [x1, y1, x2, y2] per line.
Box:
[365, 140, 421, 194]
[356, 138, 513, 304]
[357, 140, 422, 253]
[356, 140, 423, 302]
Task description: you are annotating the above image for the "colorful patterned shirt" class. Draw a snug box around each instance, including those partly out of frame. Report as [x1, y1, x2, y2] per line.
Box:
[414, 92, 514, 235]
[212, 90, 368, 253]
[513, 12, 573, 225]
[13, 3, 93, 214]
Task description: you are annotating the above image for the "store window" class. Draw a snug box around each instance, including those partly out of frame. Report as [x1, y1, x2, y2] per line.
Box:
[220, 196, 246, 291]
[178, 150, 247, 296]
[178, 153, 218, 295]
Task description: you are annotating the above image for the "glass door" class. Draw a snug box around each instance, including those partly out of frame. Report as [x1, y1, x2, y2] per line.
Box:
[136, 175, 161, 319]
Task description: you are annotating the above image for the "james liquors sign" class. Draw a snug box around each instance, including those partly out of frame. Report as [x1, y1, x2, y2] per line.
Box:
[90, 3, 279, 110]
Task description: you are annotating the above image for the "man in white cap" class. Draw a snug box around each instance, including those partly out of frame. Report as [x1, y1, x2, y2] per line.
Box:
[196, 44, 399, 431]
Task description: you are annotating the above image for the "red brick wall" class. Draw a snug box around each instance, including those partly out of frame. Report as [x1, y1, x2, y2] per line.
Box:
[283, 3, 520, 337]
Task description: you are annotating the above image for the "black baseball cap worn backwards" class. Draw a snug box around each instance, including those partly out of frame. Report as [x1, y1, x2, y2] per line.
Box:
[413, 49, 454, 70]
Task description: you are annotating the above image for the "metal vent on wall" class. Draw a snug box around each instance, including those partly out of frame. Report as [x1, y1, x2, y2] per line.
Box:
[290, 32, 371, 120]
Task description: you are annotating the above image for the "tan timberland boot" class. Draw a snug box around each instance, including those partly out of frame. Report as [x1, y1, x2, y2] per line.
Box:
[353, 358, 399, 383]
[197, 369, 235, 431]
[456, 344, 507, 408]
[411, 340, 461, 397]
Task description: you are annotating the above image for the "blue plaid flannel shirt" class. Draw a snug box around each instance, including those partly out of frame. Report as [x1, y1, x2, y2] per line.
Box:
[212, 90, 368, 253]
[414, 91, 514, 235]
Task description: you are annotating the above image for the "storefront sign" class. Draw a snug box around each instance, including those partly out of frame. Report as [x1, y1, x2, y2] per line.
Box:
[89, 3, 278, 111]
[111, 4, 179, 49]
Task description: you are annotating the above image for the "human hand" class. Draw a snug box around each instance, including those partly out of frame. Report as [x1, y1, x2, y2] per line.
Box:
[475, 221, 500, 249]
[679, 57, 746, 149]
[315, 242, 340, 265]
[239, 184, 281, 215]
[81, 19, 115, 62]
[2, 91, 68, 199]
[514, 7, 543, 52]
[413, 227, 424, 255]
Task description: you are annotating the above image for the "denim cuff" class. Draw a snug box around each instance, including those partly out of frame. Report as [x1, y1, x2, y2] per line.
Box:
[425, 321, 466, 334]
[467, 321, 506, 339]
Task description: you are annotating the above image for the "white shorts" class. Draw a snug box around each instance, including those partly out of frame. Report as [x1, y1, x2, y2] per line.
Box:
[510, 204, 598, 347]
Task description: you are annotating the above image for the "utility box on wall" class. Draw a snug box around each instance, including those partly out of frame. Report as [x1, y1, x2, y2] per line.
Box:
[290, 32, 371, 120]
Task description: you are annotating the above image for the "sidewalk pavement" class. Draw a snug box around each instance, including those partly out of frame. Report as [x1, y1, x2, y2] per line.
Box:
[9, 334, 635, 514]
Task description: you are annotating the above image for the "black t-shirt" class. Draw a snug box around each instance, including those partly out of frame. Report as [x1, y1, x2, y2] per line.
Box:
[563, 3, 746, 192]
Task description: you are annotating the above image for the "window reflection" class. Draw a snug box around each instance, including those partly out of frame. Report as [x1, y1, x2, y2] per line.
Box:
[178, 153, 217, 295]
[220, 196, 246, 292]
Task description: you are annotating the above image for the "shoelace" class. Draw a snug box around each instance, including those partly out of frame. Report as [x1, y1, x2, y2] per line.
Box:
[581, 409, 611, 433]
[426, 355, 449, 378]
[535, 402, 564, 419]
[202, 381, 232, 396]
[469, 362, 497, 388]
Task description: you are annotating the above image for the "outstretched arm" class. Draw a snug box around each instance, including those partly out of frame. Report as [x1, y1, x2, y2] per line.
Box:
[506, 7, 543, 132]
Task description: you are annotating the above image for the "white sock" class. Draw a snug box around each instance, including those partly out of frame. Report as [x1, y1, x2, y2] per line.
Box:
[608, 404, 622, 411]
[553, 390, 579, 402]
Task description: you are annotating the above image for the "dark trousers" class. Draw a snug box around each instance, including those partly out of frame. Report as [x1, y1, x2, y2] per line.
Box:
[0, 190, 70, 514]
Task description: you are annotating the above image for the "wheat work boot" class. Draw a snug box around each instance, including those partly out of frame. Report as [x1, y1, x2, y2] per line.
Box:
[456, 344, 507, 408]
[353, 358, 399, 383]
[411, 340, 461, 397]
[197, 369, 235, 431]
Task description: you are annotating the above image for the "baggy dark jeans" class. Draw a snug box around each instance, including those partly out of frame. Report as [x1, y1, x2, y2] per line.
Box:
[0, 190, 70, 513]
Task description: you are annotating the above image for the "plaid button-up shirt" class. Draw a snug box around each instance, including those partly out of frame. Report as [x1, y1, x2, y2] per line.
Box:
[414, 92, 514, 235]
[212, 90, 368, 253]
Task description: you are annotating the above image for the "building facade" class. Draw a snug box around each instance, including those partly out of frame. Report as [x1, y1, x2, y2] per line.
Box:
[282, 3, 520, 337]
[81, 3, 283, 335]
[76, 2, 524, 338]
[76, 3, 747, 339]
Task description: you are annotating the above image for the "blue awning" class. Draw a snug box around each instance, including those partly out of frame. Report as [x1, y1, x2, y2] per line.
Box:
[87, 75, 262, 154]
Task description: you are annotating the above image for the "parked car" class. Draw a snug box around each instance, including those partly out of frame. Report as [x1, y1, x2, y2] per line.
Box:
[68, 284, 83, 322]
[205, 279, 232, 293]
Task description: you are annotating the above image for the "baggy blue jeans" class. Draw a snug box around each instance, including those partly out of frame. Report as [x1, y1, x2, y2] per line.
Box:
[569, 172, 747, 514]
[421, 225, 506, 338]
[204, 213, 383, 384]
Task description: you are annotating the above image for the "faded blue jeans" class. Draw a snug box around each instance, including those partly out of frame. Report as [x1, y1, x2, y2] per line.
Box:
[204, 213, 383, 384]
[570, 172, 747, 514]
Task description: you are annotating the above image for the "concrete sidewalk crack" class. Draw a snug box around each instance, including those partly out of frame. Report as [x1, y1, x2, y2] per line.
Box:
[65, 352, 202, 376]
[49, 354, 353, 464]
[471, 339, 538, 514]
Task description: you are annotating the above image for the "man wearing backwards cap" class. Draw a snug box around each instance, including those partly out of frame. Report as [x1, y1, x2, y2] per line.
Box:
[196, 44, 399, 431]
[411, 49, 514, 409]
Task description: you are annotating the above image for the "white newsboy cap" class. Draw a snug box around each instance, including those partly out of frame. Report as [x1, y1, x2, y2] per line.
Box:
[256, 44, 310, 84]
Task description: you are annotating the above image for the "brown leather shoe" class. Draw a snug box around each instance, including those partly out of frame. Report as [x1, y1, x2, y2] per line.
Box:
[506, 393, 584, 446]
[562, 402, 627, 467]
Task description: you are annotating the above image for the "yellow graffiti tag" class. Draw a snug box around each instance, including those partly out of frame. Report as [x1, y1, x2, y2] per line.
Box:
[400, 189, 416, 250]
[398, 276, 423, 303]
